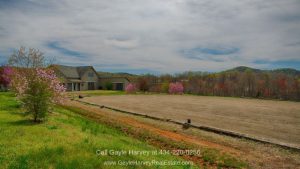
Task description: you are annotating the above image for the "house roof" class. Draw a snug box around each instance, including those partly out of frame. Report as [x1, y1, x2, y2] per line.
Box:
[51, 64, 128, 81]
[77, 66, 96, 77]
[52, 64, 98, 78]
[99, 76, 130, 82]
[68, 79, 83, 82]
[52, 65, 80, 79]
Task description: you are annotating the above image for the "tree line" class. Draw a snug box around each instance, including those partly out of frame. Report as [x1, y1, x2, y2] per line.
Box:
[132, 68, 300, 101]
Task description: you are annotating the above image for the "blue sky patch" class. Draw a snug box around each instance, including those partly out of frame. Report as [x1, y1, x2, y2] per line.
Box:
[254, 59, 300, 69]
[180, 47, 239, 61]
[196, 47, 239, 55]
[46, 41, 86, 58]
[0, 55, 7, 65]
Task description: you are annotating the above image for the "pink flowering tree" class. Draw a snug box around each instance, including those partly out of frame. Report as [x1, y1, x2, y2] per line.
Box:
[168, 82, 184, 94]
[7, 47, 66, 122]
[10, 68, 66, 122]
[125, 83, 137, 93]
[0, 66, 13, 90]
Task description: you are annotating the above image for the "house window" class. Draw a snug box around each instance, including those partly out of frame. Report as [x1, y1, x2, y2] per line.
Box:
[67, 83, 72, 91]
[88, 82, 95, 90]
[115, 83, 124, 91]
[88, 73, 94, 77]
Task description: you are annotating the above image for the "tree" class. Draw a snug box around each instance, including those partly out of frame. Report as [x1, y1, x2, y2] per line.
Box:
[0, 66, 13, 90]
[8, 47, 51, 68]
[125, 83, 137, 93]
[104, 81, 113, 90]
[169, 82, 184, 94]
[8, 47, 65, 122]
[277, 75, 288, 99]
[161, 81, 169, 93]
[138, 77, 150, 92]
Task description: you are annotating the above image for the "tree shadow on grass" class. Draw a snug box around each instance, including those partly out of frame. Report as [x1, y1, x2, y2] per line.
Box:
[7, 119, 41, 126]
[0, 102, 22, 111]
[8, 111, 25, 116]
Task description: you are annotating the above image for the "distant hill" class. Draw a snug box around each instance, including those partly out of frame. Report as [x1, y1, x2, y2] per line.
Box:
[223, 66, 262, 73]
[223, 66, 300, 76]
[96, 66, 300, 78]
[270, 68, 300, 76]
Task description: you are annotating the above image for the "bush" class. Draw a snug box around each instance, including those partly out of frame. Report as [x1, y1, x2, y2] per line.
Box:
[168, 82, 184, 94]
[125, 83, 136, 93]
[149, 84, 161, 93]
[10, 68, 66, 122]
[0, 66, 13, 91]
[137, 78, 149, 92]
[161, 82, 169, 93]
[104, 81, 113, 90]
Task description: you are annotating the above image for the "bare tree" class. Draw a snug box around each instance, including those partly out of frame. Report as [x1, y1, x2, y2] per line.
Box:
[8, 47, 55, 68]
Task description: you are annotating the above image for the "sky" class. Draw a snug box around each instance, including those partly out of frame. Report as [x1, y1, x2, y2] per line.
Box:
[0, 0, 300, 74]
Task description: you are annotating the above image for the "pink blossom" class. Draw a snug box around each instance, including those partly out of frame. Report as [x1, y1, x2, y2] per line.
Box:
[36, 68, 66, 103]
[125, 83, 137, 93]
[168, 82, 184, 94]
[10, 68, 66, 104]
[0, 66, 13, 86]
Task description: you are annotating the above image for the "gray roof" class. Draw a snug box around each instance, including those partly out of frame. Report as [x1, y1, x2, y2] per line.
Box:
[54, 65, 80, 78]
[53, 65, 96, 79]
[77, 66, 94, 76]
[53, 65, 129, 82]
[99, 76, 130, 82]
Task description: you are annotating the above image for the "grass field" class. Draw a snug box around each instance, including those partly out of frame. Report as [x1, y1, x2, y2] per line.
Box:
[5, 90, 299, 168]
[81, 94, 300, 148]
[0, 92, 195, 169]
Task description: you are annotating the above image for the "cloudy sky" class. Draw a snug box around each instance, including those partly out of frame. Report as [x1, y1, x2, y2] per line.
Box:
[0, 0, 300, 74]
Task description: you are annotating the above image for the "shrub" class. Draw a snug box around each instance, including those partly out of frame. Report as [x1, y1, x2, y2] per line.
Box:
[10, 68, 66, 122]
[149, 84, 161, 93]
[168, 82, 184, 94]
[161, 82, 169, 93]
[0, 66, 13, 91]
[125, 83, 136, 93]
[137, 78, 149, 92]
[104, 81, 113, 90]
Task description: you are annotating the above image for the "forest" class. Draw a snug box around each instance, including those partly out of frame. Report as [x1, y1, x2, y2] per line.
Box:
[131, 66, 300, 101]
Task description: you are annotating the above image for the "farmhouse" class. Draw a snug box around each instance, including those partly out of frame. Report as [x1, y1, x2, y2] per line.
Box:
[51, 65, 130, 91]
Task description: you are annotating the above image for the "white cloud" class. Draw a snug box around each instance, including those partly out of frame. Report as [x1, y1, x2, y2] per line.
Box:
[0, 0, 299, 73]
[104, 37, 139, 49]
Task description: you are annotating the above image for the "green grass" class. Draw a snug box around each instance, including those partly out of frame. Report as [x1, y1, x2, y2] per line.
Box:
[0, 92, 196, 169]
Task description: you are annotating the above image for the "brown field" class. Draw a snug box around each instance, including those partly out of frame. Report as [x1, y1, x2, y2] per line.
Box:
[82, 95, 300, 148]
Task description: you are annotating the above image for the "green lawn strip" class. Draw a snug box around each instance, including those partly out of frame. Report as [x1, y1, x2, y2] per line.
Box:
[0, 92, 196, 169]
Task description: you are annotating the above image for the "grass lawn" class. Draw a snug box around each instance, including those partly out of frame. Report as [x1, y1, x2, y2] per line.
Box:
[0, 92, 195, 169]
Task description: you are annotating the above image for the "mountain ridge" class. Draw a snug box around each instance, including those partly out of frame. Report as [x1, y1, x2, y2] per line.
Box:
[97, 66, 300, 77]
[224, 66, 300, 76]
